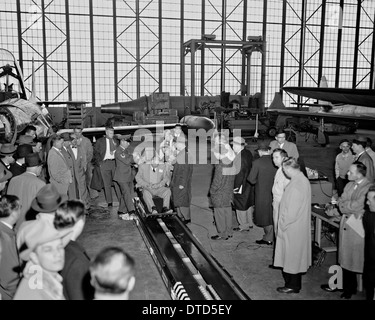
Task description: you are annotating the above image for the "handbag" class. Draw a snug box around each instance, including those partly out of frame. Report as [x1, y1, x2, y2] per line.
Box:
[311, 241, 326, 267]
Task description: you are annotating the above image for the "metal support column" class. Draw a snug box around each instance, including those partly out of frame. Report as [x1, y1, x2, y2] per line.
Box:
[261, 0, 267, 111]
[335, 0, 344, 88]
[279, 0, 287, 97]
[16, 0, 23, 72]
[65, 0, 72, 101]
[220, 0, 227, 93]
[352, 0, 361, 88]
[89, 0, 96, 124]
[370, 9, 375, 89]
[180, 0, 185, 96]
[246, 51, 252, 96]
[297, 0, 307, 107]
[190, 41, 196, 112]
[159, 0, 163, 92]
[241, 0, 248, 96]
[136, 0, 141, 98]
[201, 0, 205, 96]
[318, 0, 326, 86]
[113, 0, 118, 102]
[41, 0, 48, 101]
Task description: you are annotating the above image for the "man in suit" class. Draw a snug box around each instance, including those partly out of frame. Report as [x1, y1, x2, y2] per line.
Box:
[93, 126, 121, 207]
[363, 185, 375, 300]
[248, 141, 277, 245]
[114, 134, 136, 219]
[0, 195, 21, 300]
[60, 133, 79, 200]
[135, 153, 172, 214]
[73, 127, 95, 199]
[9, 144, 33, 177]
[0, 144, 16, 195]
[171, 140, 194, 224]
[54, 200, 94, 300]
[232, 136, 254, 232]
[352, 136, 374, 182]
[47, 135, 72, 196]
[322, 162, 372, 299]
[274, 157, 311, 294]
[269, 129, 299, 159]
[7, 153, 46, 230]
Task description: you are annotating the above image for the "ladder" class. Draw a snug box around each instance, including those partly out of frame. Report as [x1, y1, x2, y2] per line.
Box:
[66, 102, 87, 128]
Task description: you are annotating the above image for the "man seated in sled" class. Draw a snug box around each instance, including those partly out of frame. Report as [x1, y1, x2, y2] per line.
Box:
[135, 148, 172, 215]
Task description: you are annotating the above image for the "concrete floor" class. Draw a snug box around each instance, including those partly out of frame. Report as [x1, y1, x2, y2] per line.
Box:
[77, 130, 375, 300]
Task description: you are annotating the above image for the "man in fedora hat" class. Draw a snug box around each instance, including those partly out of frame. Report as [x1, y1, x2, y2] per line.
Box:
[0, 165, 13, 193]
[0, 143, 16, 171]
[47, 135, 72, 197]
[7, 153, 46, 231]
[248, 141, 277, 246]
[9, 144, 33, 177]
[13, 219, 73, 300]
[114, 134, 136, 220]
[231, 136, 254, 232]
[16, 184, 67, 250]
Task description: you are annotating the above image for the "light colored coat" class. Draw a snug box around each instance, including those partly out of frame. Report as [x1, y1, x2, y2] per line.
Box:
[274, 171, 311, 274]
[338, 178, 372, 273]
[47, 147, 71, 196]
[7, 172, 46, 230]
[13, 261, 65, 300]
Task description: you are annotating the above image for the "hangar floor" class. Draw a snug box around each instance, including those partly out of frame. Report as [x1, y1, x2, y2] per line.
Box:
[78, 130, 375, 300]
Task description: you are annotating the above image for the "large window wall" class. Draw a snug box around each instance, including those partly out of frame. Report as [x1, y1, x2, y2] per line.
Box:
[1, 0, 374, 117]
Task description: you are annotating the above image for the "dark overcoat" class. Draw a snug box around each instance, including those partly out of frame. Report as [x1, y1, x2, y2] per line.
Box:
[210, 162, 236, 208]
[171, 150, 193, 208]
[248, 155, 277, 226]
[233, 148, 254, 210]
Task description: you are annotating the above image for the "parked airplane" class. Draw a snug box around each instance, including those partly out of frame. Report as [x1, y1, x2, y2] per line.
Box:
[0, 48, 54, 143]
[266, 81, 375, 145]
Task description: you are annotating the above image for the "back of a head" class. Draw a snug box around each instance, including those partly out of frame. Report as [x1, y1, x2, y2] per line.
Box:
[90, 247, 135, 299]
[0, 195, 20, 220]
[54, 200, 85, 230]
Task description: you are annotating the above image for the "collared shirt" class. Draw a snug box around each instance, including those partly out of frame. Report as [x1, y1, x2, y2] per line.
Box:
[355, 150, 365, 161]
[103, 138, 115, 161]
[0, 220, 13, 230]
[71, 147, 78, 159]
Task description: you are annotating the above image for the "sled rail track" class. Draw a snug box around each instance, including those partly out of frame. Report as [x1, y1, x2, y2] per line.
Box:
[132, 197, 250, 300]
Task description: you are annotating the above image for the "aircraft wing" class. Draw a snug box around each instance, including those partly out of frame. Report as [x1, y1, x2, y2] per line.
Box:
[267, 108, 375, 120]
[283, 87, 375, 108]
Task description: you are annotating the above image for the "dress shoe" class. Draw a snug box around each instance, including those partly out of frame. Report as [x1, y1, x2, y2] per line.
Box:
[233, 227, 241, 231]
[320, 284, 343, 293]
[228, 234, 233, 238]
[255, 239, 273, 245]
[211, 235, 229, 240]
[162, 207, 173, 214]
[340, 292, 354, 299]
[277, 287, 300, 294]
[268, 264, 279, 269]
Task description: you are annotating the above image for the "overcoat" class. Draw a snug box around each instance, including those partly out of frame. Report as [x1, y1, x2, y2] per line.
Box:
[274, 171, 312, 274]
[248, 155, 277, 226]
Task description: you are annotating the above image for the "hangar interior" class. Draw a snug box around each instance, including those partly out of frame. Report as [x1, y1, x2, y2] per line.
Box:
[1, 0, 375, 300]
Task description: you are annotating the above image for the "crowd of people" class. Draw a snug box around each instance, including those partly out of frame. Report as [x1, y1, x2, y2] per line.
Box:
[1, 122, 375, 300]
